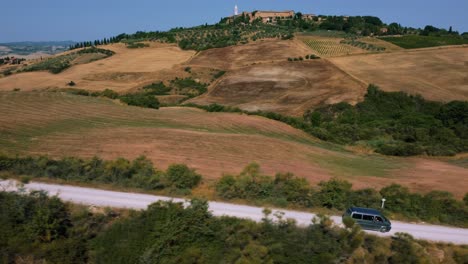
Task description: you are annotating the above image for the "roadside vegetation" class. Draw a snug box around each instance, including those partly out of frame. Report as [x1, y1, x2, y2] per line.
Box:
[1, 155, 467, 227]
[216, 162, 468, 227]
[0, 191, 119, 263]
[0, 155, 201, 194]
[1, 191, 467, 263]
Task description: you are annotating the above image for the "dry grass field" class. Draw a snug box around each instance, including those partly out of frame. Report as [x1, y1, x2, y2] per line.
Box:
[188, 60, 366, 116]
[329, 46, 468, 102]
[1, 91, 467, 197]
[188, 39, 312, 70]
[0, 43, 195, 92]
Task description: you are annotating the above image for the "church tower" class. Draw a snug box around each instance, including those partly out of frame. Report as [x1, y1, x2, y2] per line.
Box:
[234, 5, 239, 16]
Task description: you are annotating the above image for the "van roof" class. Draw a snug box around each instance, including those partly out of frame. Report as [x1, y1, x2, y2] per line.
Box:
[349, 207, 382, 215]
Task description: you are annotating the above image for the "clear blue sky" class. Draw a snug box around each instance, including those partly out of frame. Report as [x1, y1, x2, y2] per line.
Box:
[3, 0, 467, 42]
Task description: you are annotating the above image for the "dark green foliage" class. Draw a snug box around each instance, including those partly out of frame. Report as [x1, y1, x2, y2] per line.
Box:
[76, 47, 115, 56]
[142, 81, 172, 95]
[99, 89, 119, 99]
[92, 199, 363, 263]
[213, 70, 226, 79]
[304, 85, 468, 156]
[380, 184, 468, 225]
[389, 233, 431, 264]
[120, 93, 160, 109]
[316, 178, 352, 209]
[0, 191, 117, 263]
[170, 77, 208, 97]
[126, 42, 149, 49]
[216, 163, 313, 207]
[0, 155, 201, 192]
[381, 35, 468, 49]
[165, 164, 202, 189]
[464, 193, 468, 206]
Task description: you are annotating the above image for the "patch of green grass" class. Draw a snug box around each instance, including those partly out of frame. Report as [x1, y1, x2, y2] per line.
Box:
[309, 152, 406, 178]
[380, 35, 468, 49]
[447, 158, 468, 168]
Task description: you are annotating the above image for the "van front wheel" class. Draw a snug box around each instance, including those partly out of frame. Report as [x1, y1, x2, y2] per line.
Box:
[380, 226, 387, 233]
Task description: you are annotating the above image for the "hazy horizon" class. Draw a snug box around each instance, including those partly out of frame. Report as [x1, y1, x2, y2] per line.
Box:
[2, 0, 467, 42]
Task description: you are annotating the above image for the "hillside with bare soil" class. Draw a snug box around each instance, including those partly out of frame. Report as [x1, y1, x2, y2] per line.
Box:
[188, 60, 366, 116]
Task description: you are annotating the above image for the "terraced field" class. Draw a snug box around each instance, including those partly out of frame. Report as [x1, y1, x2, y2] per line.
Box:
[1, 91, 467, 197]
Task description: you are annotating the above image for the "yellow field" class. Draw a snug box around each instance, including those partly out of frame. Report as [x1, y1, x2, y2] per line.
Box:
[0, 43, 195, 92]
[329, 46, 468, 102]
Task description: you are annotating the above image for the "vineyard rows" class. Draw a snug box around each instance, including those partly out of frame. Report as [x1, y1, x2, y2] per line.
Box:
[302, 39, 359, 57]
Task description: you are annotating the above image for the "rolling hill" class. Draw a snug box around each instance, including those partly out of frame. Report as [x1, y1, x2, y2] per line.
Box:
[0, 91, 467, 197]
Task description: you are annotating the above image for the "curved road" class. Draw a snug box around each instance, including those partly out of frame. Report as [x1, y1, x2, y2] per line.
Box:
[1, 180, 467, 245]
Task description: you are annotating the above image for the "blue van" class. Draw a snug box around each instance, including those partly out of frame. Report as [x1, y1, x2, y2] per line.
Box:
[343, 207, 391, 232]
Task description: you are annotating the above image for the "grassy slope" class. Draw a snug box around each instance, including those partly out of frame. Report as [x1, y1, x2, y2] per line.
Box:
[1, 91, 467, 197]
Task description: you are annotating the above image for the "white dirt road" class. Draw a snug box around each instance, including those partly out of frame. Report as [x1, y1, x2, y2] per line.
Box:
[1, 180, 467, 245]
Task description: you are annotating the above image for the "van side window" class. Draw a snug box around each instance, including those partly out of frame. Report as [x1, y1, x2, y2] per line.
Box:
[375, 216, 383, 222]
[362, 215, 374, 221]
[352, 213, 362, 219]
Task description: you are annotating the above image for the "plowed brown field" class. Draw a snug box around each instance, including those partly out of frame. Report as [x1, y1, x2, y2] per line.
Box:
[188, 60, 366, 116]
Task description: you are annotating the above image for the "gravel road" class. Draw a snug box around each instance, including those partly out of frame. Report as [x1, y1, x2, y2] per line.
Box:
[1, 180, 467, 245]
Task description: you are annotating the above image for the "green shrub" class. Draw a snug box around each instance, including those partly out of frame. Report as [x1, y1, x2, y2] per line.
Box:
[142, 82, 172, 95]
[127, 42, 149, 49]
[304, 85, 468, 156]
[120, 93, 160, 109]
[213, 70, 226, 79]
[100, 89, 119, 99]
[165, 164, 202, 189]
[0, 155, 201, 193]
